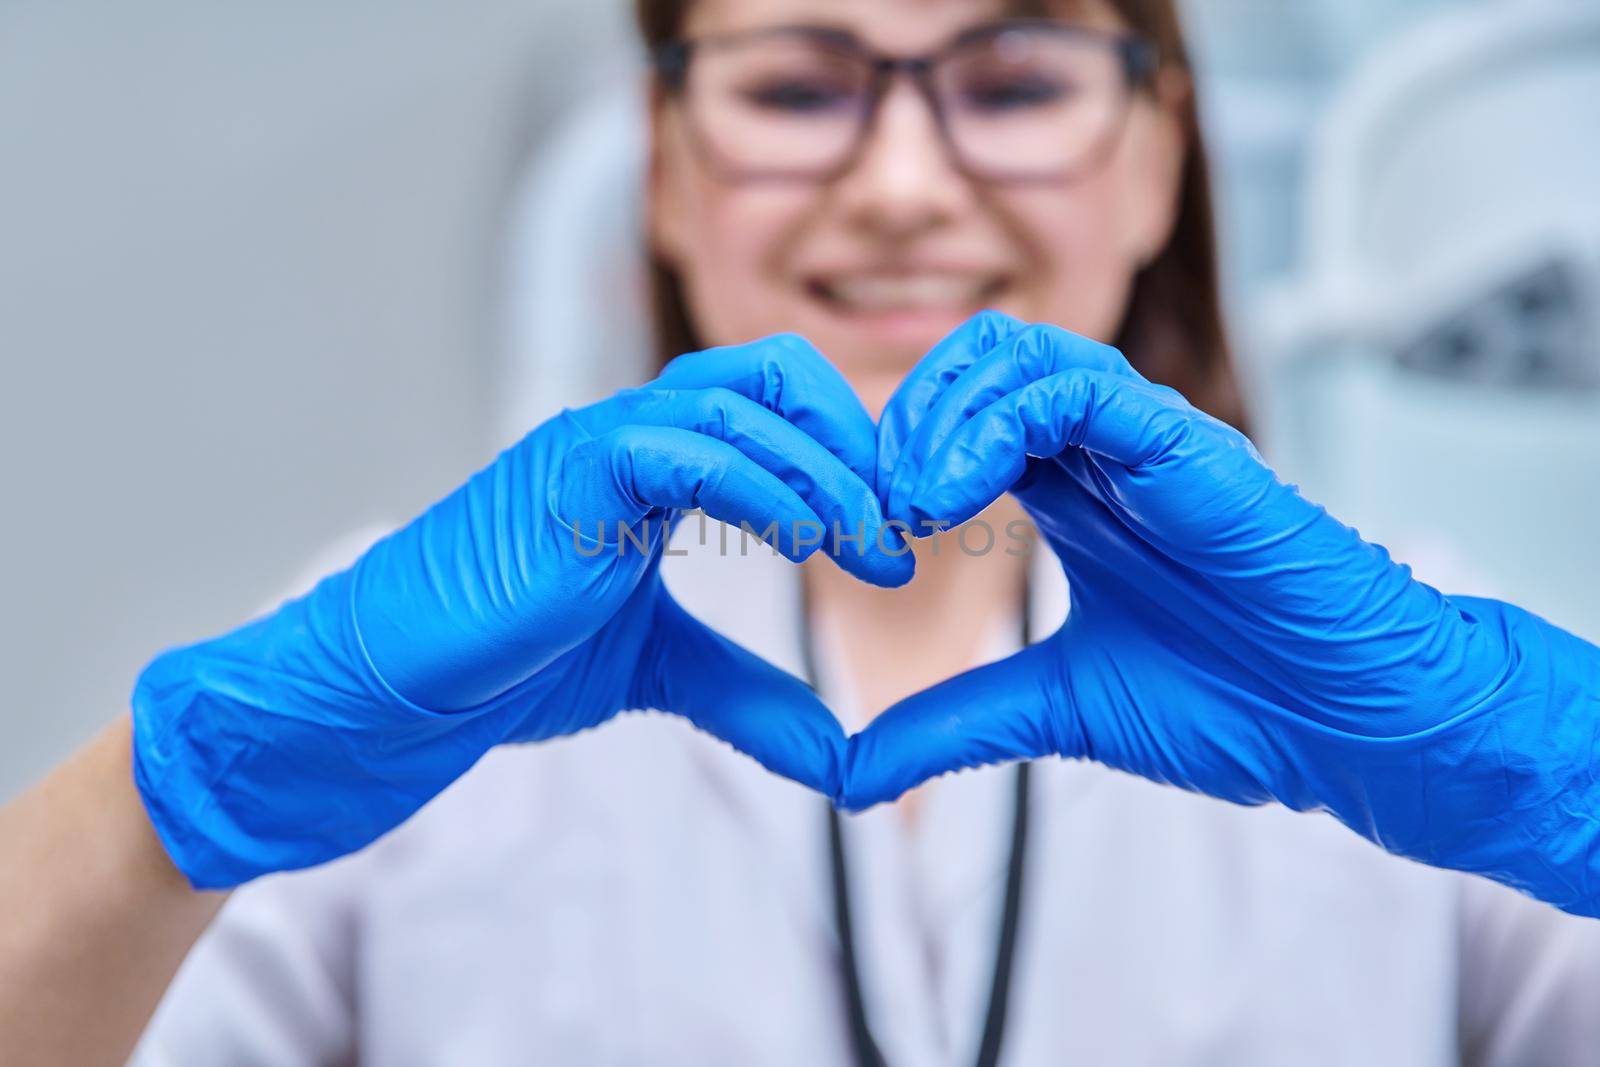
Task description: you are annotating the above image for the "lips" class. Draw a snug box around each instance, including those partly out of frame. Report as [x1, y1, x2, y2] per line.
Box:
[808, 273, 1008, 313]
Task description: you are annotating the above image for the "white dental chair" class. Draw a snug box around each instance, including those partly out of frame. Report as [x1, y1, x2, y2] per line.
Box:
[1250, 0, 1600, 640]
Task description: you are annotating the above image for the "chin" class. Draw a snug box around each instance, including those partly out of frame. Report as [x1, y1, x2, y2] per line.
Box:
[813, 313, 978, 370]
[806, 335, 950, 419]
[808, 356, 917, 419]
[854, 370, 909, 419]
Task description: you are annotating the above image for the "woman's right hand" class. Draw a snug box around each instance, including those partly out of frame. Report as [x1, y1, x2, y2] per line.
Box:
[134, 334, 912, 890]
[846, 313, 1600, 916]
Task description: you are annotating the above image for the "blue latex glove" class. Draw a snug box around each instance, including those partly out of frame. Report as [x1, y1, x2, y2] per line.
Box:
[847, 312, 1600, 916]
[134, 334, 912, 889]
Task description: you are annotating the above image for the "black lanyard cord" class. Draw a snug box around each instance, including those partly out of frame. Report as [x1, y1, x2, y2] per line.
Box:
[828, 805, 891, 1067]
[973, 761, 1030, 1067]
[826, 766, 1031, 1067]
[806, 578, 1033, 1067]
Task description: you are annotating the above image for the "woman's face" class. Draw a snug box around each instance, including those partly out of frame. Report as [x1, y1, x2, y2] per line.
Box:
[649, 0, 1190, 415]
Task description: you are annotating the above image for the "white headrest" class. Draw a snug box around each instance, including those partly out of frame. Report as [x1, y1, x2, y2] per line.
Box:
[1306, 1, 1600, 277]
[496, 84, 653, 446]
[1256, 1, 1600, 365]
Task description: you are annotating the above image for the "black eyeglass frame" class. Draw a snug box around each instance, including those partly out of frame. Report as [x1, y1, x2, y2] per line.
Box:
[650, 19, 1161, 185]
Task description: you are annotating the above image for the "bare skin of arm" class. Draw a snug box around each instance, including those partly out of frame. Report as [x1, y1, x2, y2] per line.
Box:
[0, 714, 226, 1067]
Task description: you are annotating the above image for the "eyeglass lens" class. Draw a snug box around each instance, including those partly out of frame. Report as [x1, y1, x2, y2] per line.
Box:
[682, 25, 1135, 181]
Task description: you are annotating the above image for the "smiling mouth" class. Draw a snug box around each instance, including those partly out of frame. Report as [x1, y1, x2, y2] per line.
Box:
[808, 274, 1008, 314]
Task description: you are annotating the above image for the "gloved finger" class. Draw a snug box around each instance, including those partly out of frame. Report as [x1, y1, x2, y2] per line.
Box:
[885, 324, 1139, 522]
[905, 369, 1199, 530]
[584, 387, 913, 586]
[652, 333, 881, 492]
[641, 592, 846, 798]
[839, 642, 1061, 811]
[558, 425, 823, 563]
[876, 311, 1026, 505]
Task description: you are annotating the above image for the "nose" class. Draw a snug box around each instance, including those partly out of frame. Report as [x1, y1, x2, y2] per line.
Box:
[831, 75, 976, 240]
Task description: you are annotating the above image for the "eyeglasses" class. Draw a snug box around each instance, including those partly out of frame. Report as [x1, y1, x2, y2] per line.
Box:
[651, 20, 1159, 185]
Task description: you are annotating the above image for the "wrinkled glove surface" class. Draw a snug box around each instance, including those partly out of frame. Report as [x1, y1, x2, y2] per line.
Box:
[846, 312, 1600, 917]
[134, 335, 911, 889]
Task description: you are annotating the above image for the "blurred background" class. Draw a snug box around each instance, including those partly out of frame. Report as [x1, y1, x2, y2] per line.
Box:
[1, 0, 1595, 798]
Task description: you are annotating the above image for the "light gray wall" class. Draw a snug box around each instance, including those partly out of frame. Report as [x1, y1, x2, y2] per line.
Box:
[0, 1, 633, 797]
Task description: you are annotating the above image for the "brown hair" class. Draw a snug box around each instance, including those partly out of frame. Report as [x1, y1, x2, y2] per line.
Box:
[635, 0, 1246, 429]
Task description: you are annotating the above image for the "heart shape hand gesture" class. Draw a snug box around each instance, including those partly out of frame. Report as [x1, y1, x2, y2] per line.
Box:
[134, 313, 1600, 915]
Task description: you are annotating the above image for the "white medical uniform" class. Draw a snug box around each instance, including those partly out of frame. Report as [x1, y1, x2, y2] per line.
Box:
[128, 522, 1600, 1067]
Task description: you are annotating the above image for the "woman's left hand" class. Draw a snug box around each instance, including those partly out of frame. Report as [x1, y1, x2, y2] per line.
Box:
[843, 312, 1600, 917]
[134, 334, 910, 891]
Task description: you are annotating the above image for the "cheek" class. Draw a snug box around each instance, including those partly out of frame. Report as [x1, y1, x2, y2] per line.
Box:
[670, 174, 817, 349]
[991, 182, 1140, 344]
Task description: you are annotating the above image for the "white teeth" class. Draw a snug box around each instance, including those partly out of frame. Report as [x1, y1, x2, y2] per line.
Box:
[823, 275, 993, 311]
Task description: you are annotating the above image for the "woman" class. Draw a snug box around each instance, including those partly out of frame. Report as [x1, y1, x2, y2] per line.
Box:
[5, 1, 1599, 1064]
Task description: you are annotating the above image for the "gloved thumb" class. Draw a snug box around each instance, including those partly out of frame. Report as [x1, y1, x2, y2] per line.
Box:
[839, 641, 1063, 811]
[638, 591, 848, 799]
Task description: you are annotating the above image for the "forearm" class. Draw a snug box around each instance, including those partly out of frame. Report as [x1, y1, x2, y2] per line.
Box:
[0, 714, 226, 1066]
